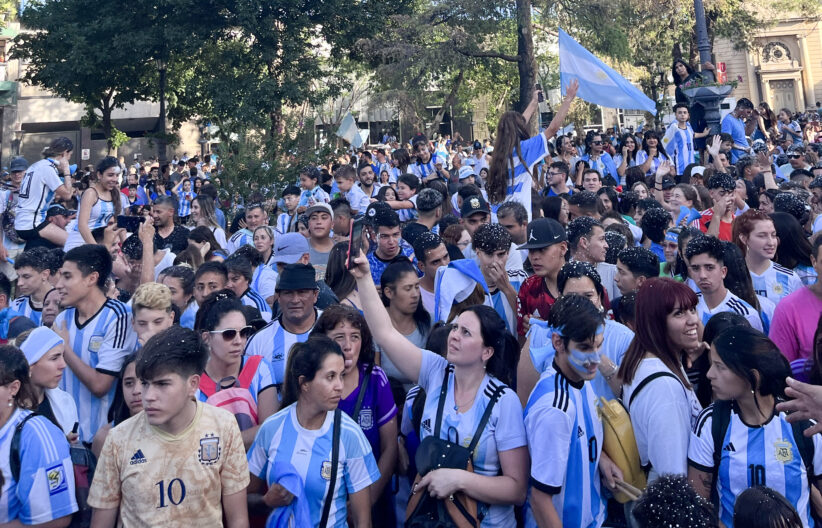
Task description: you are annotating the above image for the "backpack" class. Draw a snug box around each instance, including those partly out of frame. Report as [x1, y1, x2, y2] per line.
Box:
[405, 365, 504, 528]
[597, 371, 681, 503]
[201, 355, 262, 431]
[709, 399, 815, 507]
[1, 188, 23, 245]
[11, 413, 97, 528]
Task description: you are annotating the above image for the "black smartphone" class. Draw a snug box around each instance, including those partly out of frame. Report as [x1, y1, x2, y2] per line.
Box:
[116, 215, 145, 233]
[536, 83, 544, 103]
[347, 218, 365, 270]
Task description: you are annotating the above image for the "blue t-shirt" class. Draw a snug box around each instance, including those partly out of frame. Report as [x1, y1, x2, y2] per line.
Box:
[721, 113, 748, 163]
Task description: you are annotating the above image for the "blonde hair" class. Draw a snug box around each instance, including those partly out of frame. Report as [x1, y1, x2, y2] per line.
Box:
[132, 282, 173, 313]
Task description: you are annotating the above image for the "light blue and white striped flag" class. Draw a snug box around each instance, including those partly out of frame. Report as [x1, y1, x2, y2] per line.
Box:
[336, 112, 364, 148]
[559, 28, 657, 115]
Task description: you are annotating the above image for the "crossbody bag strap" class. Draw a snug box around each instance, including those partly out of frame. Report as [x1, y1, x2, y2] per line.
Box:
[10, 412, 39, 482]
[434, 365, 452, 438]
[319, 408, 342, 527]
[627, 371, 680, 408]
[466, 385, 505, 455]
[351, 363, 374, 423]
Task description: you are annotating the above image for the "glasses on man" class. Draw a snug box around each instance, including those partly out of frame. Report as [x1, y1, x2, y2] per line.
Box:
[209, 326, 254, 341]
[592, 141, 603, 145]
[788, 154, 802, 160]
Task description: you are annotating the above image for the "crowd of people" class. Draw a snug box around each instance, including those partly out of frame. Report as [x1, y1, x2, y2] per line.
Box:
[4, 69, 822, 528]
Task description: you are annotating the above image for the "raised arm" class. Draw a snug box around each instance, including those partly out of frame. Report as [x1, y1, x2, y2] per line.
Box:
[351, 251, 423, 381]
[542, 80, 579, 141]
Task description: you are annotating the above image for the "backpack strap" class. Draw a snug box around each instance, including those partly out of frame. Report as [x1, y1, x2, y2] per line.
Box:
[10, 412, 40, 482]
[627, 371, 680, 408]
[433, 365, 453, 438]
[710, 400, 732, 506]
[791, 418, 816, 478]
[319, 408, 341, 528]
[237, 355, 263, 389]
[351, 363, 374, 423]
[466, 385, 505, 455]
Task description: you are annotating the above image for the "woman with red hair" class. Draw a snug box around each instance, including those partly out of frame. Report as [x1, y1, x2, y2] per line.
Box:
[618, 278, 703, 487]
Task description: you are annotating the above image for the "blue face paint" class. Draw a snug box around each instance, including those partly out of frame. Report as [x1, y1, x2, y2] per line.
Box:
[568, 347, 601, 376]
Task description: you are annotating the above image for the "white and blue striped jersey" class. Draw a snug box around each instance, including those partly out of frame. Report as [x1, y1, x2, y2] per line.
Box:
[668, 123, 695, 175]
[275, 211, 297, 234]
[226, 229, 253, 254]
[528, 318, 634, 402]
[396, 195, 418, 223]
[247, 404, 380, 527]
[487, 290, 517, 336]
[696, 290, 764, 332]
[688, 403, 822, 528]
[524, 365, 605, 528]
[10, 296, 42, 326]
[417, 350, 527, 527]
[0, 409, 78, 524]
[251, 264, 277, 302]
[298, 186, 330, 208]
[195, 355, 275, 404]
[750, 262, 803, 304]
[179, 301, 198, 329]
[65, 193, 116, 251]
[635, 150, 669, 178]
[500, 133, 548, 223]
[15, 159, 63, 230]
[409, 156, 443, 182]
[240, 288, 272, 322]
[794, 264, 817, 287]
[56, 299, 137, 443]
[343, 185, 370, 214]
[244, 311, 319, 392]
[177, 191, 196, 217]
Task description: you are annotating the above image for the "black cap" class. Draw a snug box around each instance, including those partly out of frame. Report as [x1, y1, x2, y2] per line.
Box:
[517, 218, 568, 250]
[46, 204, 75, 217]
[8, 157, 28, 173]
[275, 263, 319, 292]
[460, 194, 490, 218]
[473, 140, 482, 150]
[660, 175, 675, 190]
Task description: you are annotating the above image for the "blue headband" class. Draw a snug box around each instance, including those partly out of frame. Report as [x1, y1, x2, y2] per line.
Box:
[665, 230, 679, 244]
[20, 327, 63, 365]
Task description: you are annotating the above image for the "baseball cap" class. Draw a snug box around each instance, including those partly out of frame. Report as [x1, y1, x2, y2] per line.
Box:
[460, 194, 490, 218]
[272, 233, 310, 265]
[518, 218, 568, 250]
[8, 157, 28, 173]
[458, 165, 475, 180]
[46, 204, 75, 218]
[305, 202, 334, 221]
[660, 175, 675, 190]
[473, 140, 482, 150]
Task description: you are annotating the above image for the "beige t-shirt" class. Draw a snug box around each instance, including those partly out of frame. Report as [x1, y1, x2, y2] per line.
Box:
[88, 401, 249, 527]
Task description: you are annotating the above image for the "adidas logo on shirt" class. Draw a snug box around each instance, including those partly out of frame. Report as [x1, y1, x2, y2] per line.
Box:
[722, 442, 736, 452]
[577, 426, 585, 438]
[421, 418, 432, 433]
[130, 449, 147, 465]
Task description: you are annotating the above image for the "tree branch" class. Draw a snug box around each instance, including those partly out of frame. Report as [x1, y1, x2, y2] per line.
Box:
[453, 47, 520, 62]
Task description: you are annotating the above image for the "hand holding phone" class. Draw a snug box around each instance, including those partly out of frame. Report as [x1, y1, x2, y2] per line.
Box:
[535, 83, 544, 103]
[116, 215, 145, 234]
[347, 218, 365, 270]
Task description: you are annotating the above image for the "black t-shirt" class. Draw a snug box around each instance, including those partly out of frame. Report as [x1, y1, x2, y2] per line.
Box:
[154, 225, 189, 253]
[36, 396, 61, 431]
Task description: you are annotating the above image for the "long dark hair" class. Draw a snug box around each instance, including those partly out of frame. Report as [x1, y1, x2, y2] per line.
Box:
[0, 345, 36, 410]
[616, 133, 638, 164]
[713, 326, 790, 411]
[488, 111, 530, 204]
[107, 353, 139, 426]
[460, 305, 519, 387]
[721, 242, 761, 312]
[380, 259, 430, 334]
[281, 335, 344, 408]
[619, 278, 697, 387]
[312, 305, 375, 366]
[671, 59, 695, 84]
[809, 313, 822, 385]
[189, 226, 225, 260]
[95, 156, 123, 216]
[325, 242, 357, 301]
[734, 486, 802, 528]
[641, 130, 670, 161]
[771, 212, 812, 269]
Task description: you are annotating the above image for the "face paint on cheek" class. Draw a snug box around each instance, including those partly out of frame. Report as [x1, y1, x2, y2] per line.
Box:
[567, 348, 601, 375]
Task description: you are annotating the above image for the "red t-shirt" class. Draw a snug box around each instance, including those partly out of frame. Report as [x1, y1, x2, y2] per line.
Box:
[696, 208, 734, 241]
[517, 275, 557, 337]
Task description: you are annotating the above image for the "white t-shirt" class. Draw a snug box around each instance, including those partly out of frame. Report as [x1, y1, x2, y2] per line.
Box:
[622, 358, 702, 483]
[15, 159, 63, 230]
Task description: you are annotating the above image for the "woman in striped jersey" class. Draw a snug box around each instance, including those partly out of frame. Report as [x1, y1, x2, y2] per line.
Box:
[688, 326, 822, 527]
[64, 156, 121, 252]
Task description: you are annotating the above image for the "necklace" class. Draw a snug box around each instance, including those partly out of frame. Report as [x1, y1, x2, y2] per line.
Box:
[453, 388, 478, 412]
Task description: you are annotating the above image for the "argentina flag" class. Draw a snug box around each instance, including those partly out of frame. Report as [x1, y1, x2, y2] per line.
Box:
[558, 28, 657, 115]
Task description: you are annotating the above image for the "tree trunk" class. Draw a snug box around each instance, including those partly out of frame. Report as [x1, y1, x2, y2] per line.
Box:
[514, 0, 537, 129]
[102, 105, 113, 155]
[425, 70, 464, 139]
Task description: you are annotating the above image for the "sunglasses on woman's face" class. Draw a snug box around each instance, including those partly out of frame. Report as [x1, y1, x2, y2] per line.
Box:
[209, 326, 254, 341]
[789, 154, 802, 159]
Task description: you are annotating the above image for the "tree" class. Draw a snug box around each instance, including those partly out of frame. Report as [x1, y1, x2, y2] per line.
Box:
[11, 0, 155, 152]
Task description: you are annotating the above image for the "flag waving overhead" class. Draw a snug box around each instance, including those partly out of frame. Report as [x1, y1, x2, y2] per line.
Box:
[558, 28, 657, 115]
[336, 112, 364, 148]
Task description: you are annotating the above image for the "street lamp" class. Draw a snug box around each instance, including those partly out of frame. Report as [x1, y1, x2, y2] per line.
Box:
[155, 58, 167, 164]
[11, 128, 23, 156]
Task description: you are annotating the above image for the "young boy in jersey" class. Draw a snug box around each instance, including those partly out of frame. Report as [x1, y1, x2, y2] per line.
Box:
[473, 223, 520, 334]
[666, 104, 709, 176]
[275, 185, 301, 235]
[297, 166, 330, 212]
[11, 247, 52, 325]
[685, 234, 763, 330]
[523, 294, 621, 528]
[53, 244, 137, 443]
[333, 165, 370, 215]
[131, 282, 175, 346]
[88, 326, 249, 527]
[386, 174, 421, 222]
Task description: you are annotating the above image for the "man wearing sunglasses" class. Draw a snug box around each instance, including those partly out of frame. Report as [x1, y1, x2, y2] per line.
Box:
[778, 146, 812, 180]
[244, 263, 320, 411]
[544, 161, 573, 197]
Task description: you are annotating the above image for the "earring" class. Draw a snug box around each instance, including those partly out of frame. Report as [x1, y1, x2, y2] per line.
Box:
[7, 399, 13, 407]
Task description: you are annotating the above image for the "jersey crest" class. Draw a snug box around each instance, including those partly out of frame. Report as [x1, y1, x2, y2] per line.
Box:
[198, 434, 221, 465]
[47, 463, 68, 495]
[321, 460, 333, 480]
[774, 439, 793, 463]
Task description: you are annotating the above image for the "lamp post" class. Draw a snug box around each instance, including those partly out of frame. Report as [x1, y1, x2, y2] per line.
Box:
[155, 58, 167, 164]
[11, 128, 23, 156]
